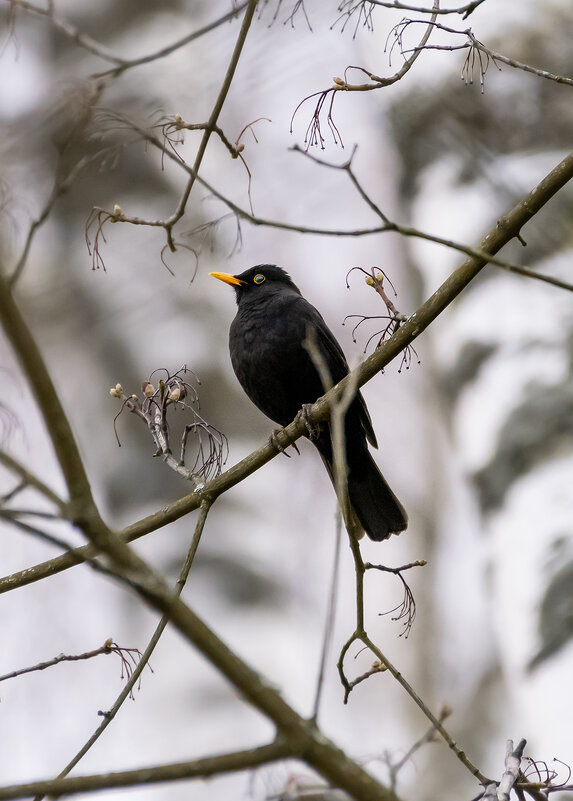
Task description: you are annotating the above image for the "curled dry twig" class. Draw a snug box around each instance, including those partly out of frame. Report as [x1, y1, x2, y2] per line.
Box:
[344, 266, 420, 372]
[338, 558, 427, 702]
[367, 560, 427, 638]
[155, 114, 271, 214]
[110, 366, 229, 484]
[335, 0, 486, 24]
[291, 3, 440, 149]
[0, 638, 148, 700]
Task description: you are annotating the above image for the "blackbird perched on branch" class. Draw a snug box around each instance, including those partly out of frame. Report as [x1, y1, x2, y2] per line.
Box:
[210, 265, 407, 541]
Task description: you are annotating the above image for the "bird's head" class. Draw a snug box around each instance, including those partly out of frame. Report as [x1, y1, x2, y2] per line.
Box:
[209, 265, 302, 303]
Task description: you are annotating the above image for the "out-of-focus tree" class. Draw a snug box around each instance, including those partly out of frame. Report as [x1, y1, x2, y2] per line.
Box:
[1, 2, 573, 801]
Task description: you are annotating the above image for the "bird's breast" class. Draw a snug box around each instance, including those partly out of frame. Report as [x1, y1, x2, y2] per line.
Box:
[229, 299, 324, 427]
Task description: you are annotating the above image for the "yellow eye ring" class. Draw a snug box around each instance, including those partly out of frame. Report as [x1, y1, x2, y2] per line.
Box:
[253, 274, 265, 284]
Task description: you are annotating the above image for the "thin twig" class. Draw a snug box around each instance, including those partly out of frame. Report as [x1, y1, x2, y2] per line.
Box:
[386, 706, 451, 789]
[312, 507, 343, 723]
[5, 0, 124, 64]
[360, 631, 491, 784]
[9, 155, 92, 286]
[0, 450, 67, 511]
[35, 500, 213, 796]
[93, 2, 250, 78]
[0, 640, 140, 683]
[338, 0, 485, 18]
[293, 1, 440, 149]
[101, 117, 573, 294]
[0, 513, 77, 554]
[406, 20, 573, 88]
[0, 741, 289, 801]
[3, 148, 573, 596]
[160, 0, 258, 251]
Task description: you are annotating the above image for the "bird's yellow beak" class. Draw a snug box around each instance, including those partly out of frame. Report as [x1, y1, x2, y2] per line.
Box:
[209, 271, 244, 286]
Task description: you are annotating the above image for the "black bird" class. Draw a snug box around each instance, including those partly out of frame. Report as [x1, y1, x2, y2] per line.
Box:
[210, 265, 407, 541]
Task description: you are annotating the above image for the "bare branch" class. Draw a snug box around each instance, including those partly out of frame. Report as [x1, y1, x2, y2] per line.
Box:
[0, 512, 77, 553]
[359, 631, 491, 784]
[0, 274, 99, 511]
[5, 0, 250, 78]
[40, 501, 213, 791]
[0, 639, 141, 685]
[93, 2, 250, 78]
[497, 739, 527, 801]
[0, 742, 289, 801]
[3, 146, 573, 596]
[0, 450, 67, 511]
[110, 369, 228, 485]
[160, 0, 258, 251]
[100, 118, 573, 293]
[5, 0, 124, 64]
[292, 145, 573, 293]
[293, 2, 440, 148]
[82, 0, 259, 255]
[312, 511, 343, 723]
[337, 0, 486, 19]
[404, 20, 573, 88]
[385, 706, 452, 789]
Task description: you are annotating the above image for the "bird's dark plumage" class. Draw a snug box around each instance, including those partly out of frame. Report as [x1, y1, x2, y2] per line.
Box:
[210, 264, 407, 541]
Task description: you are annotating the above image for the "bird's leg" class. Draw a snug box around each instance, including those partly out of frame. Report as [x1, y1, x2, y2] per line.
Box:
[269, 429, 300, 458]
[296, 403, 320, 440]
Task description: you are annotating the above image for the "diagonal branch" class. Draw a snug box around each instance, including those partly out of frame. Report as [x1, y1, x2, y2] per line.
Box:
[103, 117, 573, 294]
[347, 0, 486, 16]
[0, 640, 139, 684]
[2, 148, 573, 596]
[6, 153, 573, 799]
[160, 0, 258, 251]
[0, 450, 67, 512]
[0, 275, 97, 512]
[39, 500, 213, 792]
[93, 2, 250, 78]
[4, 0, 124, 64]
[0, 742, 289, 801]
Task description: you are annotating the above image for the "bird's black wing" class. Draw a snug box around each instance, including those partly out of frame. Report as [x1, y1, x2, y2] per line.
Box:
[303, 299, 378, 449]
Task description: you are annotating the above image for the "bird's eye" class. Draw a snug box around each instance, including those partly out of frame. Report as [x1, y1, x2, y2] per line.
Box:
[253, 274, 265, 284]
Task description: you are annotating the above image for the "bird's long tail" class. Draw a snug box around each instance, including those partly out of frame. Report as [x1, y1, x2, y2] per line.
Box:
[319, 439, 407, 542]
[346, 449, 407, 541]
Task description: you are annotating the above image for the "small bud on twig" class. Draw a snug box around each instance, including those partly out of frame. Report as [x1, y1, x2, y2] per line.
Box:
[168, 384, 186, 402]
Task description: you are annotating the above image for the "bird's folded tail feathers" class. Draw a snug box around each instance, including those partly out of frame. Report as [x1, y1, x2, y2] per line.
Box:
[320, 450, 407, 542]
[348, 450, 408, 541]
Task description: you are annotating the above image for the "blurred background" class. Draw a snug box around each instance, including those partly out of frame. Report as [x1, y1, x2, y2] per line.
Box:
[1, 1, 573, 799]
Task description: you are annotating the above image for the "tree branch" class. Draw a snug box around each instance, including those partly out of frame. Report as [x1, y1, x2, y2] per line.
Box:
[93, 2, 250, 78]
[0, 450, 67, 512]
[0, 639, 139, 684]
[39, 501, 213, 791]
[160, 0, 258, 251]
[3, 148, 573, 595]
[0, 742, 288, 801]
[344, 0, 486, 16]
[100, 118, 573, 294]
[0, 275, 97, 512]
